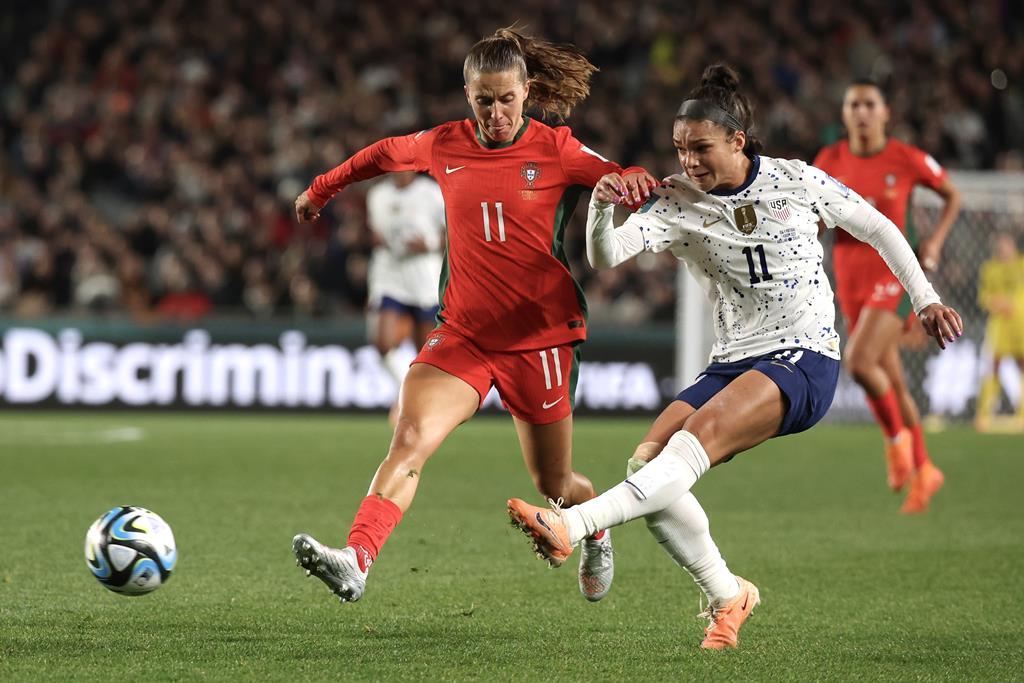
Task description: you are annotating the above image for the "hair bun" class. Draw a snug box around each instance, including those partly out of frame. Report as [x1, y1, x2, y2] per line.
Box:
[493, 27, 525, 51]
[701, 64, 740, 92]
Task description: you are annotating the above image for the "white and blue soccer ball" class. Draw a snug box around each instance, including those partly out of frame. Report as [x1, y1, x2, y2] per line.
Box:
[84, 506, 176, 595]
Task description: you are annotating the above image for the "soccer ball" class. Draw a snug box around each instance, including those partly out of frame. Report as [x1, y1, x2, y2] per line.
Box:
[84, 506, 176, 595]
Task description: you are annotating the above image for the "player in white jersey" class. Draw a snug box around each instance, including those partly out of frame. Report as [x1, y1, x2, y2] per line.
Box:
[365, 170, 445, 421]
[507, 65, 963, 650]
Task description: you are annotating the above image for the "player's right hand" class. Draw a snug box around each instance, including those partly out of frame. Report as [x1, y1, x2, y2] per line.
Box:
[595, 172, 658, 207]
[294, 191, 320, 223]
[621, 169, 659, 206]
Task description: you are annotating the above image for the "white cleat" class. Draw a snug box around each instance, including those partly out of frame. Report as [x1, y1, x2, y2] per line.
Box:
[578, 530, 614, 602]
[292, 533, 367, 603]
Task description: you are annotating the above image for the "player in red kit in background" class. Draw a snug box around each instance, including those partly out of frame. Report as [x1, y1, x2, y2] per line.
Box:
[814, 80, 961, 513]
[290, 27, 657, 603]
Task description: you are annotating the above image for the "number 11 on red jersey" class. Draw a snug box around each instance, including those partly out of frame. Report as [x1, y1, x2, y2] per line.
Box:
[481, 202, 506, 242]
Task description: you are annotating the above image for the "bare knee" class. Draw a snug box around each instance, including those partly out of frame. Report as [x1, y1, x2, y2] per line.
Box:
[679, 414, 719, 454]
[387, 417, 435, 470]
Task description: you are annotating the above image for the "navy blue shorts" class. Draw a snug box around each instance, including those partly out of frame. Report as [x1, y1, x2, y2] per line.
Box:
[378, 296, 439, 324]
[676, 348, 840, 436]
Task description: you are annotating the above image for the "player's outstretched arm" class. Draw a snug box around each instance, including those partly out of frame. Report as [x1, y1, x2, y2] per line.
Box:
[839, 202, 939, 304]
[586, 173, 647, 269]
[295, 131, 434, 222]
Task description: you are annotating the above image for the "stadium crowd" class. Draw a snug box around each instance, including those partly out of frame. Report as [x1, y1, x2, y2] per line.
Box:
[1, 0, 1021, 321]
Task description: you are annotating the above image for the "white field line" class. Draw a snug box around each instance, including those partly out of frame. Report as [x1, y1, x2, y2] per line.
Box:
[0, 425, 145, 445]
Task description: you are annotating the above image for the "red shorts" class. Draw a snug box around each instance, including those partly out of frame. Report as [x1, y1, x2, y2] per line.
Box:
[836, 271, 914, 332]
[412, 325, 579, 425]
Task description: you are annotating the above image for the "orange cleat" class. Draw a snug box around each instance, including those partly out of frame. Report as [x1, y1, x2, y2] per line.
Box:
[699, 576, 761, 650]
[885, 429, 914, 492]
[507, 498, 575, 568]
[900, 462, 945, 514]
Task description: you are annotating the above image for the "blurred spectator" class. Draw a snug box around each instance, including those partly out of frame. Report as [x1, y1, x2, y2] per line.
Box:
[0, 0, 1021, 322]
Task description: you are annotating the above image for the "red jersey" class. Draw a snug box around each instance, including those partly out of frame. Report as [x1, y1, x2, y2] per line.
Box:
[308, 117, 640, 351]
[814, 139, 947, 266]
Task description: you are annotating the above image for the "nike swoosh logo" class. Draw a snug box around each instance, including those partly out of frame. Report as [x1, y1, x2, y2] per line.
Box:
[542, 397, 565, 410]
[445, 165, 466, 174]
[703, 217, 724, 227]
[741, 594, 749, 610]
[535, 513, 566, 549]
[769, 361, 795, 373]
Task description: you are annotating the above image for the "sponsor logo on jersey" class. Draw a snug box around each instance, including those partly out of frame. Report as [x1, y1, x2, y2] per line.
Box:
[767, 198, 791, 222]
[733, 204, 758, 234]
[885, 173, 897, 187]
[426, 334, 445, 350]
[521, 161, 541, 188]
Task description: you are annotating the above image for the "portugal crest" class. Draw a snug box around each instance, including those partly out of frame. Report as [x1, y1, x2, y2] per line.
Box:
[521, 162, 541, 188]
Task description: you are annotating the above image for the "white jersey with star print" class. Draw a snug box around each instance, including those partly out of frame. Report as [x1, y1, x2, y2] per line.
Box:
[586, 155, 941, 363]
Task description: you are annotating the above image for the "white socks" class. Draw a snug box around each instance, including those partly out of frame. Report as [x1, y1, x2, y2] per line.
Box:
[645, 492, 739, 607]
[562, 431, 738, 608]
[564, 430, 711, 544]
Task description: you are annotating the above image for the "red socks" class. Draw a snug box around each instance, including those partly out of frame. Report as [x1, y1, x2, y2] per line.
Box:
[909, 423, 930, 469]
[866, 389, 905, 439]
[347, 495, 403, 572]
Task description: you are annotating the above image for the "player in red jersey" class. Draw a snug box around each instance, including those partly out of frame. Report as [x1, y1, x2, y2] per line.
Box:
[290, 27, 657, 603]
[814, 80, 961, 513]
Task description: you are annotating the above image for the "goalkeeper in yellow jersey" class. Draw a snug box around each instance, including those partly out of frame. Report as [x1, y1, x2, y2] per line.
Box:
[975, 232, 1024, 431]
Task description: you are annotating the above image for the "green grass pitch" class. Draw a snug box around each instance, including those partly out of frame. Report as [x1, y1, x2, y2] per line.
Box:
[1, 412, 1022, 681]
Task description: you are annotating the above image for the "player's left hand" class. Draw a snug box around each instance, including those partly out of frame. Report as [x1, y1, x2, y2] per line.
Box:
[918, 302, 963, 350]
[916, 238, 942, 273]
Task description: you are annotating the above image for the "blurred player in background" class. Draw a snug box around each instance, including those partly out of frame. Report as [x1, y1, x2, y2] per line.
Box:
[814, 80, 961, 513]
[507, 64, 962, 650]
[291, 27, 657, 605]
[975, 231, 1024, 431]
[365, 170, 445, 425]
